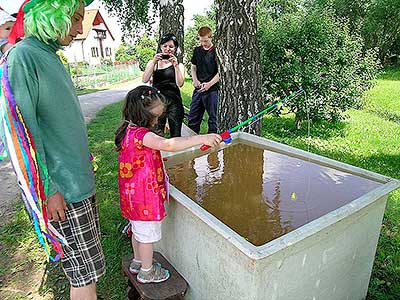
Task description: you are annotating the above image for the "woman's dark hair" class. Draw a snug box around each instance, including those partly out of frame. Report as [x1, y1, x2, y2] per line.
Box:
[160, 33, 179, 48]
[115, 85, 165, 151]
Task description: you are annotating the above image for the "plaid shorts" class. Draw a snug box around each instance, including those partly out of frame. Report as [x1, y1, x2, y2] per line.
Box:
[51, 196, 105, 287]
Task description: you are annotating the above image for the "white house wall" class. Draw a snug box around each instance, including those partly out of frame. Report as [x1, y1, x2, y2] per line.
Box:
[62, 27, 116, 65]
[63, 40, 85, 64]
[101, 29, 116, 62]
[84, 29, 102, 65]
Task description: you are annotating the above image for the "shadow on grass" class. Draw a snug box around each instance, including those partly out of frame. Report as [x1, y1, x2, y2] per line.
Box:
[262, 114, 347, 140]
[38, 263, 69, 300]
[365, 108, 400, 125]
[380, 67, 400, 81]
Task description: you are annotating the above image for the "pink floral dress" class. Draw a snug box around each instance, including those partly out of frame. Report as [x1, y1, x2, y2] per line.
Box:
[118, 125, 168, 221]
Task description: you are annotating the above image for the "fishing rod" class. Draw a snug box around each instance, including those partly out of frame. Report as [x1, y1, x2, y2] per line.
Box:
[200, 88, 305, 151]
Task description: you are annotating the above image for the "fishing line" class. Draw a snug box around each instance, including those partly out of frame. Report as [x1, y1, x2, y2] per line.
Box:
[302, 89, 312, 222]
[200, 88, 305, 151]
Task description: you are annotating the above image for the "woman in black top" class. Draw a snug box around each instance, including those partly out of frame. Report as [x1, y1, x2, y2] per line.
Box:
[142, 33, 185, 137]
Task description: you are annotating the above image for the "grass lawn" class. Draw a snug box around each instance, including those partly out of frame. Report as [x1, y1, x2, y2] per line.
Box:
[76, 88, 106, 96]
[0, 71, 399, 299]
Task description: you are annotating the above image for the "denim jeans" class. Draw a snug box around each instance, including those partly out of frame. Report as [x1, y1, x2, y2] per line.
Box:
[188, 90, 218, 134]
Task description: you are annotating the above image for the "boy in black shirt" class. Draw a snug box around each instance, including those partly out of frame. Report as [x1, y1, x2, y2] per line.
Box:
[188, 26, 220, 134]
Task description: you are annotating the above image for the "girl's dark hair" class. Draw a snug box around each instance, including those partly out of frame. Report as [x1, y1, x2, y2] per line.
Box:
[160, 33, 179, 48]
[115, 85, 165, 151]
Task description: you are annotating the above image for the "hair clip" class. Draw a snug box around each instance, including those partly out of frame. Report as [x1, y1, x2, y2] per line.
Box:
[157, 90, 161, 94]
[148, 90, 152, 95]
[141, 95, 145, 99]
[125, 120, 138, 126]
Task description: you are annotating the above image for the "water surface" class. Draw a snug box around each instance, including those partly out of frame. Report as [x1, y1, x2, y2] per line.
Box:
[167, 143, 382, 246]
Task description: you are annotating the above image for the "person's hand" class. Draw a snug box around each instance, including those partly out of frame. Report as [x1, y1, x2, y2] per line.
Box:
[47, 192, 68, 222]
[169, 54, 179, 67]
[201, 134, 222, 148]
[193, 79, 201, 89]
[199, 82, 211, 92]
[153, 53, 163, 62]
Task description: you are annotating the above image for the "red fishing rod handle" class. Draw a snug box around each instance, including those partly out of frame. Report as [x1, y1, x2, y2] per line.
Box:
[200, 131, 231, 151]
[200, 144, 212, 151]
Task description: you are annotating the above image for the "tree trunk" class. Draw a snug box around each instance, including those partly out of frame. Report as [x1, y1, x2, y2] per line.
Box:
[215, 0, 263, 135]
[159, 0, 184, 63]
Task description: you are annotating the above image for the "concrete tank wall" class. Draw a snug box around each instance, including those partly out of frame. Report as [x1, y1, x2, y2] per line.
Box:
[157, 133, 399, 300]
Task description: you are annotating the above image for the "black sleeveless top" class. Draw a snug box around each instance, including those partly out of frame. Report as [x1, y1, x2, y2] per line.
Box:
[152, 64, 182, 104]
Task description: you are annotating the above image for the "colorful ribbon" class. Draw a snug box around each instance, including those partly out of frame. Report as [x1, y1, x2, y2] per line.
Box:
[0, 59, 66, 261]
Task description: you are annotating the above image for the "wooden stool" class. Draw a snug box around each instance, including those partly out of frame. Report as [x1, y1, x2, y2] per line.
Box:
[122, 251, 188, 300]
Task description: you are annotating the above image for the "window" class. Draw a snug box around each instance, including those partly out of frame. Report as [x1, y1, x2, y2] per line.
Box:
[91, 47, 99, 57]
[105, 47, 112, 57]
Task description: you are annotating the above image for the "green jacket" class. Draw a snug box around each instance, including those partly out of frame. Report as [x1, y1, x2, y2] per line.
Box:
[6, 36, 95, 203]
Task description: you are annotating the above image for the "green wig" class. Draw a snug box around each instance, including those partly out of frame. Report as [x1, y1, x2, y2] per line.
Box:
[24, 0, 84, 44]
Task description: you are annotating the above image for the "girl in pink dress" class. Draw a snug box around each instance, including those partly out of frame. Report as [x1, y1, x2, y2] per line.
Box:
[115, 86, 221, 283]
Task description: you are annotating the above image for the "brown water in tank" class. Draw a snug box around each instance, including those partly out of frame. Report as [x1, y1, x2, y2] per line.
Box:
[166, 143, 382, 246]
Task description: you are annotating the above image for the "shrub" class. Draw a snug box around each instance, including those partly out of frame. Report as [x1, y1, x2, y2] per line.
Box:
[258, 5, 380, 124]
[135, 47, 156, 71]
[115, 35, 157, 71]
[101, 58, 114, 66]
[134, 33, 157, 71]
[115, 43, 137, 62]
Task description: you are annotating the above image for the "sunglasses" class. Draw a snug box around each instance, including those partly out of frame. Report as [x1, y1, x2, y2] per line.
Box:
[162, 35, 177, 41]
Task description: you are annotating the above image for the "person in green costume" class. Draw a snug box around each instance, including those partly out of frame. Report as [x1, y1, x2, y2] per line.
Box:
[6, 1, 104, 299]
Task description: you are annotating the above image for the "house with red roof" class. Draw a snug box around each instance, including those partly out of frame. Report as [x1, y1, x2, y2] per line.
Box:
[62, 9, 115, 65]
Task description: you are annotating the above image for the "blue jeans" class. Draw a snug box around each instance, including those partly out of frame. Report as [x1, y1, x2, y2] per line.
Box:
[188, 90, 218, 134]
